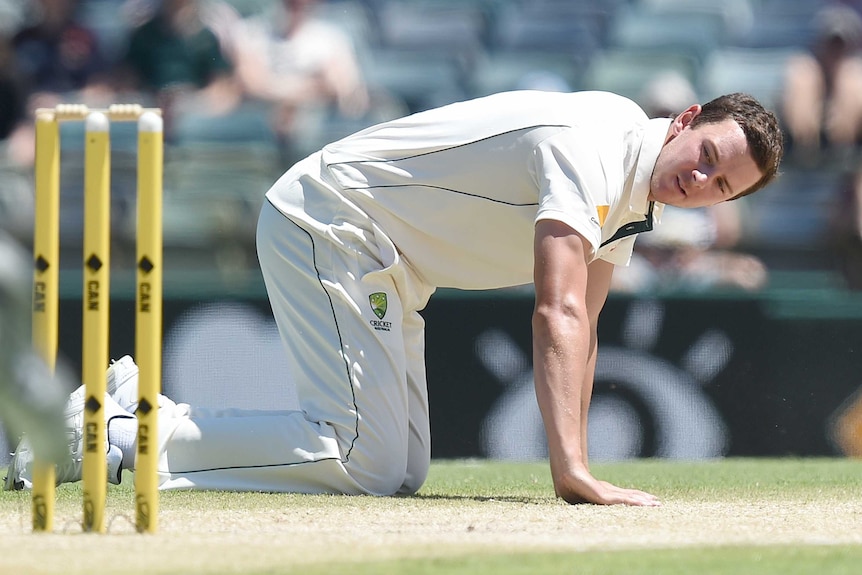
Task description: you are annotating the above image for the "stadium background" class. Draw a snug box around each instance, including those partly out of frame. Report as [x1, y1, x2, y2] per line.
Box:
[1, 0, 861, 465]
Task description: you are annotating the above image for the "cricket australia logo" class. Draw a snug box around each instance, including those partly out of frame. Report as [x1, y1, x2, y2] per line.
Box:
[369, 292, 392, 332]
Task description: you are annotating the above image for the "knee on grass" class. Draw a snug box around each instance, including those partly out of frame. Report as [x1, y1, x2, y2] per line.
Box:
[347, 450, 429, 496]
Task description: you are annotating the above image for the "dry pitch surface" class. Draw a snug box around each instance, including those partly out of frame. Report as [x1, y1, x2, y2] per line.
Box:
[0, 459, 860, 574]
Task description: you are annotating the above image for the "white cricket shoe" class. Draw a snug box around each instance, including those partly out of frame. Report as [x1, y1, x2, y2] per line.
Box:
[4, 384, 127, 491]
[106, 355, 139, 413]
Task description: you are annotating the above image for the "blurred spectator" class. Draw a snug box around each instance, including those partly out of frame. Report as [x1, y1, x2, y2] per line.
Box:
[114, 0, 240, 138]
[611, 203, 769, 293]
[0, 1, 24, 140]
[514, 70, 572, 93]
[227, 0, 369, 164]
[639, 70, 697, 120]
[12, 0, 112, 99]
[0, 28, 32, 237]
[5, 0, 114, 165]
[780, 4, 862, 290]
[830, 169, 862, 290]
[0, 31, 25, 142]
[611, 71, 768, 293]
[781, 3, 862, 164]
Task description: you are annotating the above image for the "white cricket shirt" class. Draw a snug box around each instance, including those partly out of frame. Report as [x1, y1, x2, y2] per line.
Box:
[272, 90, 670, 290]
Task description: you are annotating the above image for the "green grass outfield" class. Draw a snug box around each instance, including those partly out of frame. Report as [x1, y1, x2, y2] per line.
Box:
[1, 458, 861, 574]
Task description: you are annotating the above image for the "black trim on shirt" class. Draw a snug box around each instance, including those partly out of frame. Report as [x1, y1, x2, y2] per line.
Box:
[600, 202, 655, 248]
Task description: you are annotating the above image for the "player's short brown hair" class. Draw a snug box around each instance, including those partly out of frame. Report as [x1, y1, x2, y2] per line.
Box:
[690, 92, 784, 199]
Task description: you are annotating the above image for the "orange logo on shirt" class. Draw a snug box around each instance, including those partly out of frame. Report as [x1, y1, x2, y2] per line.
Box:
[596, 205, 609, 227]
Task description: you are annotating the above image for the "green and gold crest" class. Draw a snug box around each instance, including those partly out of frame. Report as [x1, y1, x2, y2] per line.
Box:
[369, 292, 388, 319]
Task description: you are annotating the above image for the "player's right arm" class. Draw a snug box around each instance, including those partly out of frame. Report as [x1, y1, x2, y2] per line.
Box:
[532, 219, 660, 506]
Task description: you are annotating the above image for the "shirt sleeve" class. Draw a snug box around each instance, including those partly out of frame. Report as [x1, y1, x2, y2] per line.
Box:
[597, 236, 637, 266]
[532, 128, 613, 262]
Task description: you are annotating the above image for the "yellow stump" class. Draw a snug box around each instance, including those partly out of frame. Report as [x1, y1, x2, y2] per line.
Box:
[29, 104, 162, 534]
[82, 112, 111, 533]
[31, 112, 60, 533]
[135, 111, 163, 534]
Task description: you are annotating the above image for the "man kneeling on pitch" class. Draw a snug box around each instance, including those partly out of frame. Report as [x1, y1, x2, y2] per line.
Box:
[6, 90, 783, 506]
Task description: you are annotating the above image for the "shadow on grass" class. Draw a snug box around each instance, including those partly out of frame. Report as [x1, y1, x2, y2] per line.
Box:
[407, 493, 556, 505]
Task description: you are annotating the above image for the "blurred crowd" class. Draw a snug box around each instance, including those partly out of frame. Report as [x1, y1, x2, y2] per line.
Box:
[0, 0, 861, 293]
[0, 0, 370, 159]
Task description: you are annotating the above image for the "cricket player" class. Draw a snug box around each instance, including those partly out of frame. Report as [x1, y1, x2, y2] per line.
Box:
[0, 231, 68, 477]
[6, 90, 783, 505]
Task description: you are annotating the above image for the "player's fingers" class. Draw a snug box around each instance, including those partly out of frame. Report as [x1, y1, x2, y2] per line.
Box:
[628, 492, 661, 507]
[599, 481, 661, 506]
[625, 488, 660, 501]
[610, 487, 661, 507]
[629, 490, 661, 506]
[626, 494, 662, 507]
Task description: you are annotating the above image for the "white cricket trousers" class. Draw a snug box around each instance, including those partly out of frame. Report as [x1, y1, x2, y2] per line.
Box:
[156, 155, 435, 494]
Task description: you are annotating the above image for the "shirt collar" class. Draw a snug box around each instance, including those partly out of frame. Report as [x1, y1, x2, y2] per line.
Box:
[630, 117, 672, 214]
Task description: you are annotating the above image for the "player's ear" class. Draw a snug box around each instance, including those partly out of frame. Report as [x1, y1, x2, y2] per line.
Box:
[670, 104, 702, 137]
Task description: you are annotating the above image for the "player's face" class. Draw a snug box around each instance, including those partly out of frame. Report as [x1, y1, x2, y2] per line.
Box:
[649, 107, 763, 208]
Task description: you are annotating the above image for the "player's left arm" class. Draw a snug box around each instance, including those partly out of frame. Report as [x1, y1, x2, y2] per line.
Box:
[579, 257, 615, 469]
[533, 221, 659, 506]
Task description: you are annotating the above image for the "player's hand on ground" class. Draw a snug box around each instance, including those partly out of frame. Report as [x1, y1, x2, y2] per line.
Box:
[554, 468, 661, 507]
[597, 480, 661, 507]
